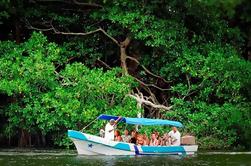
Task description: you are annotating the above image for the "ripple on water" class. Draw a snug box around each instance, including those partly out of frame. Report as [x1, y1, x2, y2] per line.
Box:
[0, 151, 250, 166]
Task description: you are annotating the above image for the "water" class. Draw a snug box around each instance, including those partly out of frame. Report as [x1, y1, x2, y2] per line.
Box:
[0, 151, 250, 166]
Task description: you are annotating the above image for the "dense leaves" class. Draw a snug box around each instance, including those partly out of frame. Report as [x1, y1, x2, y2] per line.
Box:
[0, 32, 138, 147]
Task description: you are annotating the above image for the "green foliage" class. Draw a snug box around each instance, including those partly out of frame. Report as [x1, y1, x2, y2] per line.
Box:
[92, 0, 186, 48]
[172, 43, 251, 102]
[0, 32, 138, 147]
[166, 99, 251, 149]
[198, 136, 229, 150]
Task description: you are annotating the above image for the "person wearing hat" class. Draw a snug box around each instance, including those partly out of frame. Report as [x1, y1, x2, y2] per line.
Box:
[104, 117, 122, 141]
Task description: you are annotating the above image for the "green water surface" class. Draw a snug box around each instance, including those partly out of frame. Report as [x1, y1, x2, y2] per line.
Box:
[0, 152, 250, 166]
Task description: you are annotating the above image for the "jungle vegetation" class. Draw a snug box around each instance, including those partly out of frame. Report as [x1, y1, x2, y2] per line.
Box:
[0, 0, 251, 150]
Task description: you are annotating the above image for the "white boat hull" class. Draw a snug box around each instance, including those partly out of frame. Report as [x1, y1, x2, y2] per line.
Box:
[68, 130, 198, 156]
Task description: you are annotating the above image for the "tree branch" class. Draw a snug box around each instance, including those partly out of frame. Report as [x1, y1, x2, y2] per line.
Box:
[26, 20, 120, 46]
[121, 37, 131, 47]
[182, 78, 205, 100]
[133, 76, 171, 91]
[126, 56, 172, 84]
[96, 59, 112, 69]
[52, 25, 119, 46]
[53, 28, 101, 36]
[98, 28, 120, 46]
[142, 86, 160, 104]
[182, 74, 191, 100]
[72, 0, 103, 8]
[33, 0, 103, 8]
[128, 93, 173, 111]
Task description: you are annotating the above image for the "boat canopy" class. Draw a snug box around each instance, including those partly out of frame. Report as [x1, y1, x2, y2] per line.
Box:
[98, 114, 183, 127]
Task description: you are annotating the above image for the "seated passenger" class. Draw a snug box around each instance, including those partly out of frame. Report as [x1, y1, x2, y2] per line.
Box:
[155, 131, 162, 145]
[130, 130, 137, 144]
[136, 134, 144, 145]
[121, 129, 131, 143]
[159, 135, 165, 146]
[114, 130, 122, 142]
[168, 127, 181, 146]
[159, 133, 170, 146]
[149, 133, 159, 146]
[164, 133, 172, 146]
[143, 134, 150, 146]
[154, 131, 159, 138]
[99, 128, 105, 138]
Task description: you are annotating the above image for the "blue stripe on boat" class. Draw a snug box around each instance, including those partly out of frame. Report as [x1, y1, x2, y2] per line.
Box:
[114, 143, 131, 151]
[134, 145, 139, 155]
[141, 146, 185, 154]
[68, 130, 87, 141]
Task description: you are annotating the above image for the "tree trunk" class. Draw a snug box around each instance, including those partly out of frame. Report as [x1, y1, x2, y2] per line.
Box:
[135, 100, 142, 131]
[8, 134, 11, 146]
[247, 27, 251, 61]
[29, 134, 32, 147]
[41, 134, 46, 146]
[18, 129, 28, 147]
[120, 37, 131, 75]
[15, 20, 21, 44]
[12, 0, 21, 44]
[36, 133, 41, 146]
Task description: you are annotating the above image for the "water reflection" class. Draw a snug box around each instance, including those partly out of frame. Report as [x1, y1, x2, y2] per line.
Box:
[0, 151, 251, 166]
[75, 155, 186, 166]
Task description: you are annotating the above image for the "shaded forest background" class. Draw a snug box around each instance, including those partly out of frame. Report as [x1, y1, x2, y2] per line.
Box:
[0, 0, 251, 150]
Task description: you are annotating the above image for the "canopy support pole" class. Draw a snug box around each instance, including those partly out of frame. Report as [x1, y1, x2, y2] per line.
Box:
[136, 101, 142, 131]
[81, 117, 99, 132]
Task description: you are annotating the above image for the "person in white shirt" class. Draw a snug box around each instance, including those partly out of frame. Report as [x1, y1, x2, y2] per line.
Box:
[168, 127, 181, 146]
[104, 117, 121, 141]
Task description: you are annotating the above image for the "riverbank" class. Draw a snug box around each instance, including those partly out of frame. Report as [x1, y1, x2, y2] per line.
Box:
[0, 148, 76, 155]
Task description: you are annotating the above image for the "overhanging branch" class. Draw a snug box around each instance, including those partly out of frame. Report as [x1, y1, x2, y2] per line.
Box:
[182, 77, 205, 100]
[128, 93, 173, 111]
[126, 56, 172, 84]
[96, 59, 112, 69]
[72, 0, 103, 8]
[33, 0, 103, 8]
[133, 77, 171, 91]
[26, 21, 120, 46]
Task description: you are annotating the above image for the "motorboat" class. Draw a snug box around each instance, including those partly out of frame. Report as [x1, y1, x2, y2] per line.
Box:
[68, 114, 198, 155]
